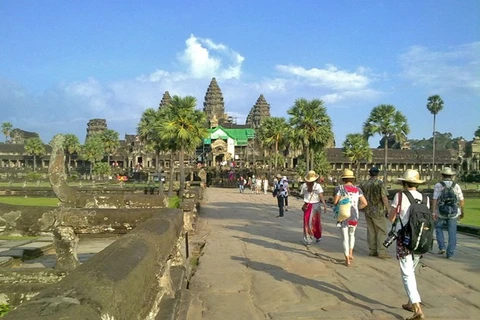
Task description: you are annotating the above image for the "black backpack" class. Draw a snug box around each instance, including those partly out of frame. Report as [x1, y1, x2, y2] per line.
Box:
[437, 181, 458, 218]
[400, 191, 434, 254]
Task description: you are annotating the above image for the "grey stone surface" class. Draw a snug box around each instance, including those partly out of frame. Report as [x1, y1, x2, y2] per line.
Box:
[177, 187, 480, 320]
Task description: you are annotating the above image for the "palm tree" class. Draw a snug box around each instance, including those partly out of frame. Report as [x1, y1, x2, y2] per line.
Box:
[100, 129, 120, 166]
[426, 95, 444, 180]
[80, 135, 105, 178]
[1, 122, 12, 143]
[342, 133, 373, 178]
[363, 104, 410, 182]
[157, 95, 208, 198]
[288, 98, 334, 171]
[63, 134, 81, 175]
[256, 117, 289, 170]
[24, 137, 46, 171]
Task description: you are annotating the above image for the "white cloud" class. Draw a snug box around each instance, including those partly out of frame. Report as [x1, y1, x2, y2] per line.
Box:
[275, 64, 371, 90]
[399, 42, 480, 93]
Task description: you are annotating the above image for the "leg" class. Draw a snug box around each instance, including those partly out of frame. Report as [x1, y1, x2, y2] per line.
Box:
[303, 209, 313, 244]
[365, 214, 377, 255]
[341, 226, 350, 265]
[373, 215, 388, 256]
[435, 219, 446, 252]
[399, 254, 423, 318]
[348, 226, 356, 260]
[446, 218, 458, 258]
[277, 197, 284, 217]
[284, 196, 289, 210]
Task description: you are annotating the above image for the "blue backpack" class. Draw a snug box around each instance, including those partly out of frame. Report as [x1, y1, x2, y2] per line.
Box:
[437, 181, 458, 218]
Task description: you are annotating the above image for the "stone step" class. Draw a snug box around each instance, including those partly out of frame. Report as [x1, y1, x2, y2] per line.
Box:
[14, 242, 55, 260]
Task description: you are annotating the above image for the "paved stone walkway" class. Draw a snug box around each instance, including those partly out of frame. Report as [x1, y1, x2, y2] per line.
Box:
[177, 187, 480, 320]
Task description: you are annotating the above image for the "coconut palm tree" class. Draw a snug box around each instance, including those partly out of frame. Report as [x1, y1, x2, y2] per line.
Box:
[256, 117, 289, 170]
[426, 95, 444, 180]
[287, 98, 334, 171]
[1, 122, 12, 143]
[100, 129, 120, 166]
[63, 134, 81, 175]
[363, 104, 410, 182]
[24, 137, 46, 171]
[80, 135, 105, 178]
[342, 133, 373, 178]
[157, 95, 208, 198]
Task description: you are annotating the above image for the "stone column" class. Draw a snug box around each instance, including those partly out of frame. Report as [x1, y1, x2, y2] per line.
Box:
[53, 226, 80, 271]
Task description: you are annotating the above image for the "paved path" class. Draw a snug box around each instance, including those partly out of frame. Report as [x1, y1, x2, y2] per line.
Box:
[177, 187, 480, 320]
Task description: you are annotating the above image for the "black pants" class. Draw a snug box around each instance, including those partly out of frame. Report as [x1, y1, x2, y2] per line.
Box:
[277, 196, 285, 216]
[284, 195, 289, 207]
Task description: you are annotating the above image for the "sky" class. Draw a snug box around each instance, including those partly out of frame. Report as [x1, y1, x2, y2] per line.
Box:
[1, 1, 479, 147]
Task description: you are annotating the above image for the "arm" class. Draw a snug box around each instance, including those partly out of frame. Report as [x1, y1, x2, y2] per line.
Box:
[358, 195, 368, 210]
[387, 192, 400, 222]
[319, 193, 328, 211]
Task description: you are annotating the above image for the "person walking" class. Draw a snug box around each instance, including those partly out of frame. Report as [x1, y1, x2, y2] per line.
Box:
[281, 176, 290, 211]
[263, 176, 269, 195]
[432, 167, 465, 259]
[300, 170, 328, 245]
[333, 169, 367, 267]
[388, 169, 429, 320]
[238, 176, 246, 193]
[359, 167, 391, 259]
[276, 183, 287, 218]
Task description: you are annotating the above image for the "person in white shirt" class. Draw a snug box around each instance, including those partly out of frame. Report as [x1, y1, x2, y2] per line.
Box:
[300, 170, 327, 245]
[388, 169, 429, 320]
[432, 167, 465, 259]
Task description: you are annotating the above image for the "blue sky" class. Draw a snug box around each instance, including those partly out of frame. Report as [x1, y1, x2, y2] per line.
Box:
[1, 1, 479, 146]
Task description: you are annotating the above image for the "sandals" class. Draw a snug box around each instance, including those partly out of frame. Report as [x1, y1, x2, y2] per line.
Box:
[402, 304, 414, 312]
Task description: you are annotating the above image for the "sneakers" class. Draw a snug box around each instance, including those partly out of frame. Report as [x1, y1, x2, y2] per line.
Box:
[315, 238, 322, 243]
[437, 249, 446, 255]
[336, 222, 341, 227]
[368, 252, 378, 257]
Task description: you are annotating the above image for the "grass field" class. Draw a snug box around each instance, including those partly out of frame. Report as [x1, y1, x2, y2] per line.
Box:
[0, 196, 180, 208]
[461, 198, 480, 226]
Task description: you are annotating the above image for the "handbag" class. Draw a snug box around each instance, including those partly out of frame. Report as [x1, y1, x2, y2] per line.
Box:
[336, 185, 352, 222]
[302, 183, 316, 212]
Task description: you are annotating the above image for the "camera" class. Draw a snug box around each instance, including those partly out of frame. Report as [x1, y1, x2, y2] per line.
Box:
[383, 229, 398, 248]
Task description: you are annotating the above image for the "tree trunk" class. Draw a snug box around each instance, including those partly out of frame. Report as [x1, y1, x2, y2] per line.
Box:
[355, 162, 360, 180]
[33, 155, 36, 171]
[156, 150, 163, 195]
[306, 145, 310, 172]
[431, 114, 436, 181]
[168, 152, 174, 197]
[274, 141, 278, 169]
[383, 136, 388, 182]
[179, 146, 185, 198]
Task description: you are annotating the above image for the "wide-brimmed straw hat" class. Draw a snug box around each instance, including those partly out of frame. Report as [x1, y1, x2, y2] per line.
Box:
[276, 173, 283, 179]
[304, 170, 319, 182]
[341, 169, 355, 179]
[397, 169, 425, 184]
[441, 167, 456, 176]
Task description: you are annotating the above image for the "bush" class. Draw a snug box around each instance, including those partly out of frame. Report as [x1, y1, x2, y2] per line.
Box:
[25, 172, 42, 182]
[0, 303, 10, 317]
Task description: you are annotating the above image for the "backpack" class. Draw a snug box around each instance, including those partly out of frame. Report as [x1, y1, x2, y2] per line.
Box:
[334, 185, 352, 222]
[400, 191, 434, 254]
[437, 181, 458, 218]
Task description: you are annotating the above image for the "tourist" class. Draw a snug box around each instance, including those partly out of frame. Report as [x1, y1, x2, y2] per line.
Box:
[263, 176, 269, 195]
[276, 183, 287, 218]
[273, 173, 282, 190]
[238, 176, 246, 193]
[358, 167, 391, 259]
[256, 176, 262, 195]
[333, 169, 367, 266]
[281, 175, 290, 211]
[387, 169, 428, 319]
[300, 170, 327, 245]
[432, 167, 465, 259]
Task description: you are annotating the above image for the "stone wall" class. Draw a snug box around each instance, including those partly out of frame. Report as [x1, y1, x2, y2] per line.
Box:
[3, 209, 185, 320]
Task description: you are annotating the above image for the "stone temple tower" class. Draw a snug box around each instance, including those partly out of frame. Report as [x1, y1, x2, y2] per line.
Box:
[159, 91, 172, 109]
[203, 78, 226, 128]
[86, 119, 107, 141]
[246, 94, 271, 129]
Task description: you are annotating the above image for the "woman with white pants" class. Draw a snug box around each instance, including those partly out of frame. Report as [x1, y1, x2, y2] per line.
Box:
[333, 169, 367, 266]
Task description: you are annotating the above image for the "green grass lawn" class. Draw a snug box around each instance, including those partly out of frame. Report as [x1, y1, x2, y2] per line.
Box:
[0, 196, 181, 209]
[460, 198, 480, 227]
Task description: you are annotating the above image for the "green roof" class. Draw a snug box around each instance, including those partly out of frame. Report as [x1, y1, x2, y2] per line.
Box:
[207, 126, 255, 146]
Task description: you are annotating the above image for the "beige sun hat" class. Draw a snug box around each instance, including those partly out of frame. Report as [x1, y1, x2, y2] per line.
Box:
[341, 169, 355, 179]
[397, 169, 425, 184]
[304, 170, 319, 182]
[440, 167, 456, 176]
[276, 173, 283, 179]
